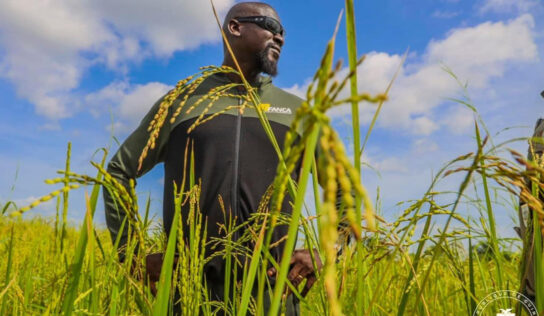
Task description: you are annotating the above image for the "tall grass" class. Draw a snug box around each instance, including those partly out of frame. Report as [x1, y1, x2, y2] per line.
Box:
[0, 1, 541, 315]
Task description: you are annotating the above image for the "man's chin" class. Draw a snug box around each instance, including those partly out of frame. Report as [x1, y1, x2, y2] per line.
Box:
[257, 50, 279, 76]
[263, 67, 278, 77]
[264, 57, 278, 76]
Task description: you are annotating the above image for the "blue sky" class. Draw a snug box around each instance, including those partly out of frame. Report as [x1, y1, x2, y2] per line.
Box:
[0, 0, 543, 237]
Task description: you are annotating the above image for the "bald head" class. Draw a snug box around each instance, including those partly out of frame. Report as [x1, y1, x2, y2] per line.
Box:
[222, 2, 277, 32]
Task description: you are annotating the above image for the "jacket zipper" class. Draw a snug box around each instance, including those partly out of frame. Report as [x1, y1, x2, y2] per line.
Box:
[232, 96, 243, 231]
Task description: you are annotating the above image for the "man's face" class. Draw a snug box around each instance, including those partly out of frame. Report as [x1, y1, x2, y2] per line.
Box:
[237, 7, 284, 76]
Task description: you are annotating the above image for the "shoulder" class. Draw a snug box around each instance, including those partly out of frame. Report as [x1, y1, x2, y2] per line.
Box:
[261, 82, 305, 114]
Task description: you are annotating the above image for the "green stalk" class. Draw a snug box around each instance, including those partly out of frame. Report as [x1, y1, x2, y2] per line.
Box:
[60, 149, 107, 316]
[237, 218, 269, 316]
[0, 226, 14, 316]
[468, 235, 476, 315]
[397, 208, 433, 315]
[474, 246, 489, 293]
[22, 265, 33, 313]
[527, 172, 544, 313]
[152, 191, 181, 315]
[61, 196, 92, 316]
[344, 0, 360, 189]
[223, 214, 233, 314]
[61, 142, 71, 253]
[89, 206, 98, 315]
[474, 122, 503, 290]
[55, 196, 60, 249]
[109, 283, 118, 316]
[532, 190, 543, 312]
[89, 151, 106, 315]
[143, 193, 151, 228]
[344, 1, 366, 313]
[267, 124, 322, 316]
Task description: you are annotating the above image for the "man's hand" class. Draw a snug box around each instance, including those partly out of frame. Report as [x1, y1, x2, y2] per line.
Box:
[267, 249, 322, 297]
[145, 253, 164, 295]
[144, 253, 179, 296]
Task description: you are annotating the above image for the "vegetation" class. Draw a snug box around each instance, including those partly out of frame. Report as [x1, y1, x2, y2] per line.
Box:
[0, 1, 542, 315]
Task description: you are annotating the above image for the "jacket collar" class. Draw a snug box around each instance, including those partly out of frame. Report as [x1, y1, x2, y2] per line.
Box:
[211, 72, 272, 89]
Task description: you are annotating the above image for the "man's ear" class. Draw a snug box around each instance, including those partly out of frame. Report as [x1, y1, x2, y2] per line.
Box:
[228, 19, 241, 37]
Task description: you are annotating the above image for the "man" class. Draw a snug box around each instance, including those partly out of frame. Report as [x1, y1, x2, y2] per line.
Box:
[104, 2, 320, 314]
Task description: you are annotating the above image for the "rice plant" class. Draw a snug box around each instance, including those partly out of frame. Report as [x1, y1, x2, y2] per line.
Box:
[0, 0, 540, 315]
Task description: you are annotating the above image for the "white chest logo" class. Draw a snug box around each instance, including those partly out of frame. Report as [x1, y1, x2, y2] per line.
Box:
[266, 106, 292, 114]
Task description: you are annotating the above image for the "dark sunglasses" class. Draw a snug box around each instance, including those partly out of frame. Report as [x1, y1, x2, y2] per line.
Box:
[234, 16, 285, 36]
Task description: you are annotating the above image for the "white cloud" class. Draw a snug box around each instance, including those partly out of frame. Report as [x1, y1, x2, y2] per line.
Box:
[284, 83, 306, 99]
[479, 0, 539, 14]
[425, 14, 537, 87]
[39, 122, 62, 131]
[326, 52, 403, 118]
[299, 14, 538, 136]
[442, 106, 475, 134]
[88, 80, 172, 133]
[412, 116, 439, 135]
[0, 0, 233, 120]
[0, 1, 112, 119]
[104, 121, 129, 135]
[362, 153, 409, 173]
[432, 10, 461, 19]
[119, 82, 172, 123]
[86, 81, 132, 118]
[92, 1, 232, 56]
[373, 157, 409, 173]
[412, 138, 439, 154]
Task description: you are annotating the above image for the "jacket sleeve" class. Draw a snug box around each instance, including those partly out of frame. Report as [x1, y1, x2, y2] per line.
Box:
[103, 95, 171, 260]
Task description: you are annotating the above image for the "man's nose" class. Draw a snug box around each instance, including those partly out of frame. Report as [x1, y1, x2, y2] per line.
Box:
[273, 32, 284, 47]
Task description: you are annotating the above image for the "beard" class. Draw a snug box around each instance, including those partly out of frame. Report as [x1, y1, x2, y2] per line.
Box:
[256, 44, 278, 77]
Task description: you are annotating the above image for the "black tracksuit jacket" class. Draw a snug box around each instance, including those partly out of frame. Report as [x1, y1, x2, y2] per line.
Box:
[103, 72, 308, 298]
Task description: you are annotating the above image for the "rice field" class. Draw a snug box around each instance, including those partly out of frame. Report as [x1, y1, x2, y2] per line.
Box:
[0, 1, 542, 315]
